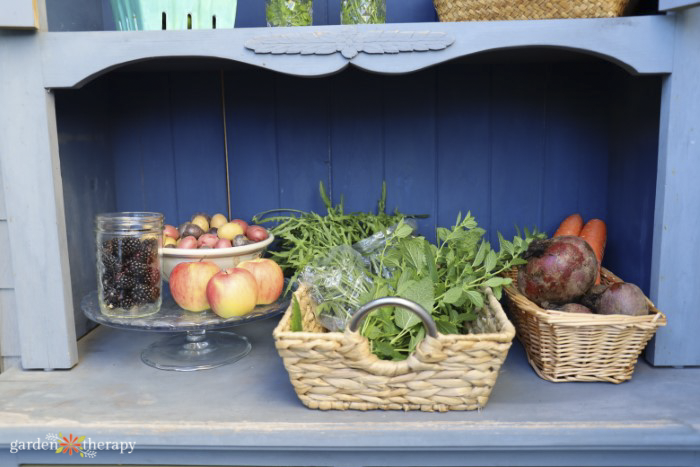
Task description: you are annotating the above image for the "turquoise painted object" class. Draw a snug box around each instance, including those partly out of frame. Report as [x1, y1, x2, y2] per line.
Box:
[110, 0, 238, 30]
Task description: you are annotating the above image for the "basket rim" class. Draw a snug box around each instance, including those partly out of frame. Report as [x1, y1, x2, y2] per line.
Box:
[504, 267, 667, 327]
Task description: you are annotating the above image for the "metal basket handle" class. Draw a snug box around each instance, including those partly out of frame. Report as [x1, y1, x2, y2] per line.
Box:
[348, 297, 439, 338]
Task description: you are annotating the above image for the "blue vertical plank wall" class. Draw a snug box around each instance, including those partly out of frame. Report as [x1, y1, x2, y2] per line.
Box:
[55, 79, 116, 339]
[55, 58, 661, 336]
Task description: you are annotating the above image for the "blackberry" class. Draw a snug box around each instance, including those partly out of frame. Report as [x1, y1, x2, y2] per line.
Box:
[126, 260, 149, 279]
[102, 254, 122, 273]
[133, 284, 159, 304]
[101, 270, 116, 289]
[115, 272, 136, 290]
[102, 287, 120, 307]
[111, 237, 141, 259]
[143, 267, 161, 287]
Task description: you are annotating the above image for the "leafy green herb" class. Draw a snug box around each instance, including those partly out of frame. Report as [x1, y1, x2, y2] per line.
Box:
[266, 0, 313, 27]
[341, 0, 386, 24]
[290, 295, 303, 332]
[303, 214, 544, 361]
[253, 181, 408, 293]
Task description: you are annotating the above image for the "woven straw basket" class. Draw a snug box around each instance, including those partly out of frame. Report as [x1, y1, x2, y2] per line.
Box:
[273, 285, 515, 412]
[504, 267, 666, 383]
[433, 0, 631, 21]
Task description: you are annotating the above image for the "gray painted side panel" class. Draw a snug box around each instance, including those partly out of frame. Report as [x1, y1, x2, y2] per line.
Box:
[0, 0, 37, 29]
[0, 32, 77, 369]
[649, 8, 700, 366]
[659, 0, 700, 11]
[0, 223, 13, 289]
[40, 16, 674, 89]
[0, 160, 5, 220]
[0, 290, 20, 358]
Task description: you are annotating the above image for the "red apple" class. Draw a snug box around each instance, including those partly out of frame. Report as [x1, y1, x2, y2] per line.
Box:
[177, 236, 198, 249]
[231, 218, 249, 232]
[214, 238, 232, 249]
[163, 224, 180, 240]
[169, 261, 221, 312]
[238, 258, 284, 305]
[206, 268, 258, 318]
[198, 233, 219, 248]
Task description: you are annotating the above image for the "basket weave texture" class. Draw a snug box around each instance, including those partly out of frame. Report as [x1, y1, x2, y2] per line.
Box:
[504, 267, 666, 383]
[273, 286, 515, 411]
[433, 0, 631, 21]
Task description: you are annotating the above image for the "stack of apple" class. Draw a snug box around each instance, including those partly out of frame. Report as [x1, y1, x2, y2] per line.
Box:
[163, 212, 269, 249]
[169, 258, 284, 318]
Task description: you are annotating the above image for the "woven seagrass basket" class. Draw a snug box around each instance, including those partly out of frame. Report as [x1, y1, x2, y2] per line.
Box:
[273, 285, 515, 411]
[433, 0, 632, 21]
[504, 267, 666, 383]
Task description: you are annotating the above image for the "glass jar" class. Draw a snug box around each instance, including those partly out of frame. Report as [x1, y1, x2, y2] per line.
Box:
[341, 0, 386, 24]
[266, 0, 313, 27]
[96, 212, 163, 318]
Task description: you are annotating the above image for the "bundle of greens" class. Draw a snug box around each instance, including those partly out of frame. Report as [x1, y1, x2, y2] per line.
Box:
[300, 214, 544, 360]
[265, 0, 313, 27]
[253, 182, 408, 292]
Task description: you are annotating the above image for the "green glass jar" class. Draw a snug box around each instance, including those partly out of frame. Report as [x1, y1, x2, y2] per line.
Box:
[266, 0, 313, 27]
[341, 0, 386, 24]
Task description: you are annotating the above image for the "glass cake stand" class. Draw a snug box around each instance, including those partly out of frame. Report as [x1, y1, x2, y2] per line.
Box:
[81, 286, 290, 371]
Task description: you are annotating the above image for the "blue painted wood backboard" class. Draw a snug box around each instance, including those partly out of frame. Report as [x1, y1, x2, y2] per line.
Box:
[55, 59, 660, 297]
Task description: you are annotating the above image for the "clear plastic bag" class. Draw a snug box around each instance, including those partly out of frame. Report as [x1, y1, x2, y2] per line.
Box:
[299, 220, 417, 331]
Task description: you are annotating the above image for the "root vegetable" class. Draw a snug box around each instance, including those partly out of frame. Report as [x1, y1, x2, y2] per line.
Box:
[517, 236, 598, 307]
[558, 303, 593, 314]
[580, 219, 607, 285]
[553, 214, 584, 237]
[587, 282, 649, 316]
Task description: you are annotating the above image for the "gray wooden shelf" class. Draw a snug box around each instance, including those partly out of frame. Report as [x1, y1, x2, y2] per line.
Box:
[41, 15, 674, 89]
[0, 318, 698, 466]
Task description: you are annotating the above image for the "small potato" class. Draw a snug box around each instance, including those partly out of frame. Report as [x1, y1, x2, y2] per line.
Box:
[246, 225, 269, 243]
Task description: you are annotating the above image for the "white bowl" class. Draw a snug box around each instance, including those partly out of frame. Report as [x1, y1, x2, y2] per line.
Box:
[159, 234, 274, 281]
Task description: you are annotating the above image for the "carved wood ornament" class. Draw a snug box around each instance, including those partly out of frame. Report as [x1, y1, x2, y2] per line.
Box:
[244, 29, 455, 59]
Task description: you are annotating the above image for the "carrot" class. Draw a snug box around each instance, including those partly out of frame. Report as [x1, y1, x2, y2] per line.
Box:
[553, 213, 584, 237]
[580, 219, 606, 285]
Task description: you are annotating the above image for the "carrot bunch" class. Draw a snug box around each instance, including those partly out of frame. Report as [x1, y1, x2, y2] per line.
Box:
[553, 214, 606, 285]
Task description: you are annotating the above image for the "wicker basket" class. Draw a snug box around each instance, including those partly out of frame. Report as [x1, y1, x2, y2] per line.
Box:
[273, 285, 515, 411]
[433, 0, 632, 21]
[504, 267, 666, 383]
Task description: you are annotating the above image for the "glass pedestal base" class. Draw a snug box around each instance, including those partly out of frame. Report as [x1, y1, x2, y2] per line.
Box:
[140, 330, 251, 371]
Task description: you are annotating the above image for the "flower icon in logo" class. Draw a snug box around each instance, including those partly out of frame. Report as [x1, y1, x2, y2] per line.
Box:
[57, 433, 84, 455]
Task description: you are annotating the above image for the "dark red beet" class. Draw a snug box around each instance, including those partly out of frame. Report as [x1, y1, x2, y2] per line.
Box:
[596, 282, 649, 316]
[517, 236, 598, 307]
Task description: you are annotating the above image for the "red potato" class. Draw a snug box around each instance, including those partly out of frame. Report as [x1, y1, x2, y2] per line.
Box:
[214, 238, 232, 249]
[246, 225, 269, 243]
[163, 224, 180, 240]
[231, 219, 249, 232]
[177, 236, 198, 249]
[197, 233, 219, 248]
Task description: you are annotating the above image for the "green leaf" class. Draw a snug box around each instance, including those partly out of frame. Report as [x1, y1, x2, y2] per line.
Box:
[437, 227, 451, 243]
[484, 250, 498, 273]
[482, 277, 512, 288]
[394, 222, 413, 239]
[395, 277, 434, 329]
[435, 317, 458, 335]
[290, 296, 303, 332]
[463, 289, 484, 309]
[472, 241, 487, 267]
[443, 286, 464, 305]
[404, 239, 426, 271]
[492, 286, 503, 300]
[409, 326, 426, 353]
[424, 241, 438, 282]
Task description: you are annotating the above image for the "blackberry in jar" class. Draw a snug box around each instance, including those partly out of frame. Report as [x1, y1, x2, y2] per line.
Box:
[96, 212, 163, 318]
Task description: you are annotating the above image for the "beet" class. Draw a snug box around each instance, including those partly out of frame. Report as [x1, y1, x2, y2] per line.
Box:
[517, 236, 598, 307]
[558, 303, 593, 314]
[594, 282, 649, 316]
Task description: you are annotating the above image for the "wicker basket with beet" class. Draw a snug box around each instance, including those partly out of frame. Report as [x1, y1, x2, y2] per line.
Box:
[504, 266, 666, 384]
